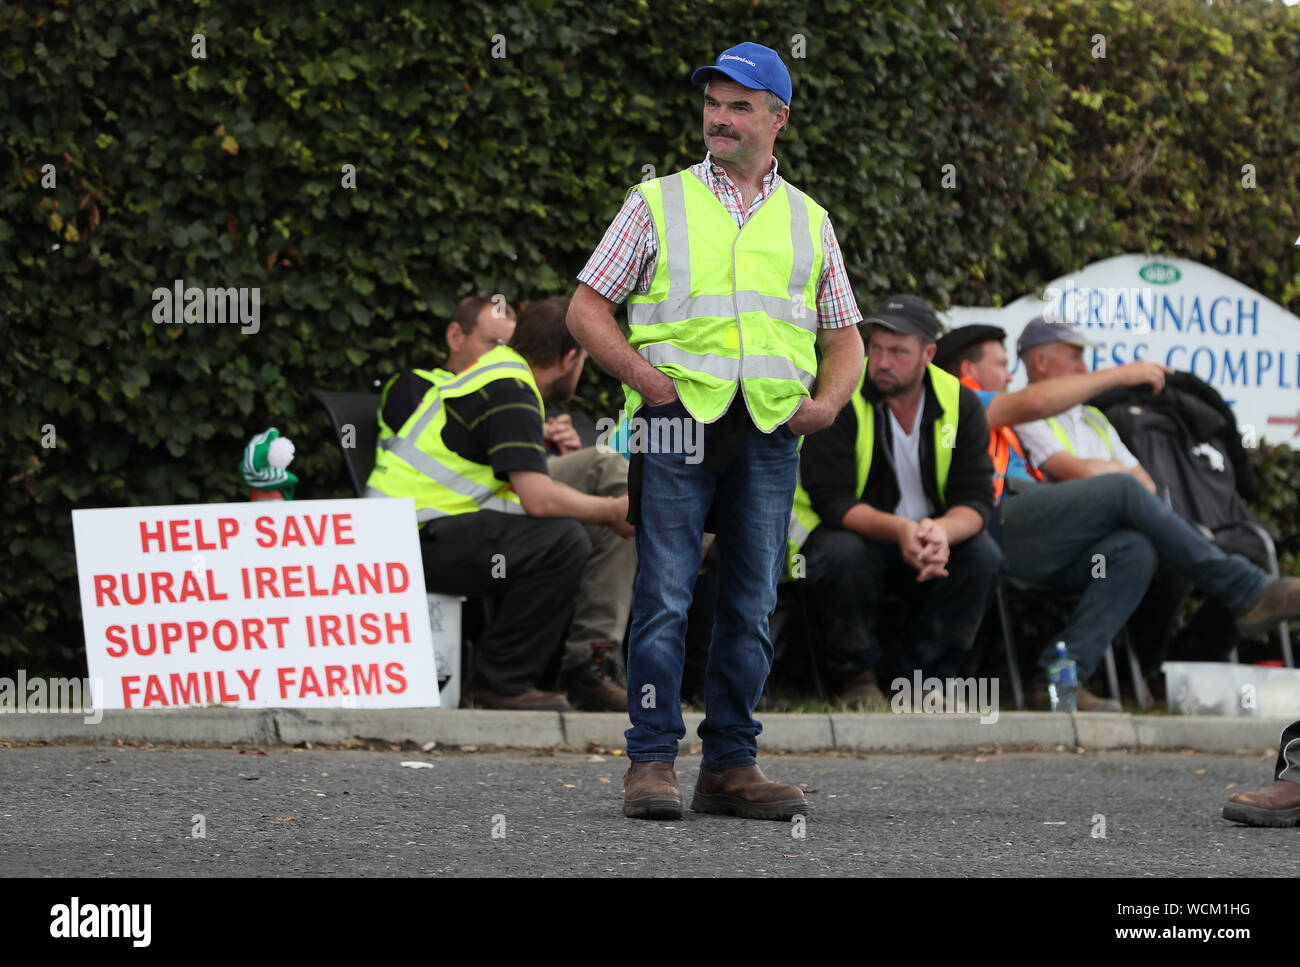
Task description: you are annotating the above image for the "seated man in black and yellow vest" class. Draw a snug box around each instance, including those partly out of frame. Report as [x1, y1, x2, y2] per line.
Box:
[433, 295, 636, 710]
[364, 295, 633, 711]
[791, 295, 1000, 709]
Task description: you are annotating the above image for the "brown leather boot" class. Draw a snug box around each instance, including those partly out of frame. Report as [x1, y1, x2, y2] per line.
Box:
[463, 687, 570, 712]
[1222, 779, 1300, 827]
[623, 762, 682, 820]
[839, 670, 888, 711]
[691, 764, 809, 821]
[1236, 577, 1300, 638]
[562, 660, 627, 712]
[1029, 683, 1121, 712]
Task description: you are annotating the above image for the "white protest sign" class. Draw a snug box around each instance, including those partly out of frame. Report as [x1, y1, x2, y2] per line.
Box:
[944, 254, 1300, 447]
[71, 498, 440, 709]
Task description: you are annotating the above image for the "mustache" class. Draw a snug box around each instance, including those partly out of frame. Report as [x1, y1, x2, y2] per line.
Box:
[707, 126, 738, 138]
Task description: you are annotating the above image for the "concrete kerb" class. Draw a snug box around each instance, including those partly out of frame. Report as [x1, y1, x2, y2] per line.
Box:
[561, 712, 629, 750]
[1132, 715, 1293, 753]
[0, 708, 278, 745]
[830, 711, 1075, 752]
[1071, 712, 1140, 750]
[272, 708, 566, 747]
[0, 709, 1290, 755]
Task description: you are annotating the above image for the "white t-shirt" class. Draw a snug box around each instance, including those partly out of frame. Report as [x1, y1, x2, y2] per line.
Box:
[888, 396, 934, 522]
[1014, 404, 1139, 471]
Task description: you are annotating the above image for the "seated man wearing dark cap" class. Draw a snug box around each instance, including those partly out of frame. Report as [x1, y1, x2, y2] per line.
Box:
[791, 296, 1000, 709]
[935, 317, 1300, 710]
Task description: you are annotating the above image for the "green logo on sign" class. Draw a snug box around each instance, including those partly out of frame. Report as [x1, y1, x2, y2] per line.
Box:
[1139, 263, 1181, 285]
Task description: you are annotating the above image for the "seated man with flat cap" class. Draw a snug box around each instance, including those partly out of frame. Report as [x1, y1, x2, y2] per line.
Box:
[935, 317, 1300, 710]
[791, 295, 1000, 709]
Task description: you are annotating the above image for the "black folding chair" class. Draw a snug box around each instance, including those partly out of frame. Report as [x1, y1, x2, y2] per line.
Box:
[994, 577, 1146, 709]
[309, 389, 380, 497]
[309, 387, 496, 703]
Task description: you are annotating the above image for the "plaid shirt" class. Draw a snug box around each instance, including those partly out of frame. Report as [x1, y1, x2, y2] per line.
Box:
[577, 153, 861, 329]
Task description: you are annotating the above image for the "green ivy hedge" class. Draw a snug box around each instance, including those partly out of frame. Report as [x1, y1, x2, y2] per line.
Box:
[3, 0, 1298, 676]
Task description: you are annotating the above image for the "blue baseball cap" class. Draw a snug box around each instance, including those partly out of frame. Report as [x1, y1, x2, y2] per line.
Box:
[691, 43, 792, 106]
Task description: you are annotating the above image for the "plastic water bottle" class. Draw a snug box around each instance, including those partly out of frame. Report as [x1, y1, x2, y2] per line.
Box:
[1047, 642, 1078, 712]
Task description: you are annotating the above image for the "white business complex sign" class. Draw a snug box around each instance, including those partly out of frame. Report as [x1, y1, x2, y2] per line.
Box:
[945, 254, 1300, 447]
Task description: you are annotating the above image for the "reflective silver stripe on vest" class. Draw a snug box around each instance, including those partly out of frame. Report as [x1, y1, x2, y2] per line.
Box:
[629, 290, 817, 333]
[381, 435, 527, 515]
[640, 343, 738, 380]
[662, 172, 692, 310]
[627, 179, 819, 334]
[785, 185, 815, 313]
[639, 344, 813, 389]
[789, 512, 810, 549]
[362, 486, 448, 522]
[745, 354, 815, 388]
[375, 358, 534, 516]
[403, 359, 531, 444]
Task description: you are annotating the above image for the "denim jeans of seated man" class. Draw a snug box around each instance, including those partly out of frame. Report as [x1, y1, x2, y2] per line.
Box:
[624, 398, 799, 770]
[996, 472, 1272, 680]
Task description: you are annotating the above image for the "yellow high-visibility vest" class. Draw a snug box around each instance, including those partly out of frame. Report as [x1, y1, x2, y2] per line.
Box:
[1047, 406, 1114, 458]
[786, 362, 961, 576]
[363, 345, 544, 523]
[624, 169, 827, 433]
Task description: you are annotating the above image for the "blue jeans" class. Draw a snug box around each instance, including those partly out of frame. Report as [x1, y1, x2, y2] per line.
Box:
[625, 400, 799, 770]
[997, 473, 1271, 680]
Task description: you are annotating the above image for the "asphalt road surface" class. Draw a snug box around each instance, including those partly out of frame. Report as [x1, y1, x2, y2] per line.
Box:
[1, 744, 1295, 877]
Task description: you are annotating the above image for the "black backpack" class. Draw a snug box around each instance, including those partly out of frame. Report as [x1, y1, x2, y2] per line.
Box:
[1088, 372, 1277, 566]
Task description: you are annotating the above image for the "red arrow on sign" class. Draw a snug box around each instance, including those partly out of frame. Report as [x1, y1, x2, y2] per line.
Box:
[1266, 413, 1300, 437]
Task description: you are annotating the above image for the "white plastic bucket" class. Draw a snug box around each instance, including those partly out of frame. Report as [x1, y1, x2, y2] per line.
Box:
[1161, 661, 1300, 716]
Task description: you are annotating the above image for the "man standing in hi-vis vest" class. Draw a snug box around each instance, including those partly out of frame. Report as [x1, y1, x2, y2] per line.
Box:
[568, 42, 864, 821]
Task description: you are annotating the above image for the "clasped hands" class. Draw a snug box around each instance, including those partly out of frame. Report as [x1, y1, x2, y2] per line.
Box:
[900, 517, 950, 582]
